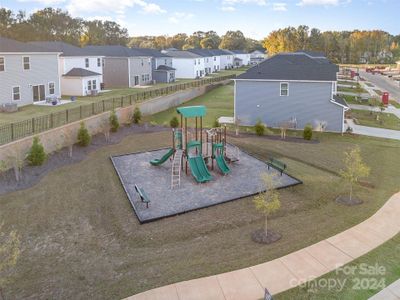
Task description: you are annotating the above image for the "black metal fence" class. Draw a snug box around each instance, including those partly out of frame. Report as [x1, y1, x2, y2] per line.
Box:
[0, 74, 236, 146]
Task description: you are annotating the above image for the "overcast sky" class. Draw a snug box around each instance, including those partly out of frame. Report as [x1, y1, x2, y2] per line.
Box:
[1, 0, 399, 39]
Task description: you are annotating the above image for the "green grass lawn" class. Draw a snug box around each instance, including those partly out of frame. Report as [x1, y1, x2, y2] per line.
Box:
[148, 83, 234, 127]
[276, 233, 400, 299]
[338, 85, 368, 94]
[1, 84, 400, 299]
[351, 109, 400, 130]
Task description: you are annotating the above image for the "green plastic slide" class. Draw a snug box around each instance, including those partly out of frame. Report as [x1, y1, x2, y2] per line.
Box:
[215, 155, 230, 175]
[188, 156, 212, 183]
[150, 148, 175, 166]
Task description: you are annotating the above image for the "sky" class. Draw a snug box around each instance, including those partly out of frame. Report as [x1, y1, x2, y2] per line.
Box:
[1, 0, 399, 39]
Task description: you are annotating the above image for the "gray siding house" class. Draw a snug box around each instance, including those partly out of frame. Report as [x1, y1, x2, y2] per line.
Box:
[234, 51, 348, 133]
[84, 46, 152, 88]
[0, 37, 61, 107]
[132, 48, 175, 83]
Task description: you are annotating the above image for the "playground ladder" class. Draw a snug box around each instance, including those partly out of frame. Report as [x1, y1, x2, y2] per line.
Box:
[171, 149, 183, 189]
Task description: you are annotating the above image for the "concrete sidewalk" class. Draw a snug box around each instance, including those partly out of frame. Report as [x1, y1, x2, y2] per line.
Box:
[369, 279, 400, 300]
[346, 119, 400, 141]
[125, 192, 400, 300]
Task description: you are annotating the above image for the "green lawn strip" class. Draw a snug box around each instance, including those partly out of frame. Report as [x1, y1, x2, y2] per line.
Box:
[275, 234, 400, 300]
[337, 86, 368, 94]
[351, 109, 400, 130]
[148, 83, 234, 127]
[389, 100, 400, 109]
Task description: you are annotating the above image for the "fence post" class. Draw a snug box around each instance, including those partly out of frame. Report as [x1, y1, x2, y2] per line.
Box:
[80, 106, 82, 119]
[121, 97, 123, 107]
[92, 102, 95, 115]
[130, 95, 132, 105]
[50, 113, 54, 128]
[32, 118, 35, 133]
[102, 100, 105, 112]
[112, 98, 115, 109]
[11, 123, 14, 141]
[66, 109, 69, 123]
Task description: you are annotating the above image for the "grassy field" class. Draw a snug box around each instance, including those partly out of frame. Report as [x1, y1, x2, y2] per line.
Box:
[0, 83, 400, 299]
[337, 85, 368, 94]
[277, 233, 400, 299]
[148, 83, 234, 127]
[351, 109, 400, 130]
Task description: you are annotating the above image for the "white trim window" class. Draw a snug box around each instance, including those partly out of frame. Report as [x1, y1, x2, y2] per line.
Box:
[23, 56, 30, 70]
[92, 80, 97, 90]
[87, 80, 92, 91]
[280, 82, 289, 96]
[12, 86, 21, 101]
[85, 58, 89, 68]
[0, 57, 4, 71]
[97, 58, 101, 67]
[48, 82, 55, 95]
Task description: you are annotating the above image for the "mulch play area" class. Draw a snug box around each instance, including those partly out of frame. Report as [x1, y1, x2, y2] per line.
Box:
[111, 145, 302, 223]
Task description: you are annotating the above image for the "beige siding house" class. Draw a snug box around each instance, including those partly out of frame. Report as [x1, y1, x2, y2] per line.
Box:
[85, 46, 152, 88]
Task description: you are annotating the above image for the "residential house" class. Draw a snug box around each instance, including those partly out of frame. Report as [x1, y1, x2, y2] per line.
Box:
[187, 49, 214, 75]
[250, 50, 267, 65]
[29, 41, 103, 96]
[166, 50, 205, 79]
[234, 51, 348, 133]
[210, 49, 233, 70]
[229, 50, 251, 67]
[84, 45, 153, 88]
[0, 37, 61, 107]
[131, 48, 176, 83]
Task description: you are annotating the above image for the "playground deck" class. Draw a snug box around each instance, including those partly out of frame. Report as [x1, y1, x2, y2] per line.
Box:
[111, 145, 302, 223]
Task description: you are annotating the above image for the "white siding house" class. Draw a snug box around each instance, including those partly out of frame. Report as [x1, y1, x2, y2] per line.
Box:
[0, 37, 61, 107]
[29, 42, 104, 96]
[167, 51, 205, 79]
[219, 50, 234, 70]
[187, 49, 215, 75]
[229, 50, 251, 66]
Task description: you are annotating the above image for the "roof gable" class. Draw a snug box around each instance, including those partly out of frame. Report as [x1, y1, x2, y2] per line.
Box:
[237, 52, 338, 81]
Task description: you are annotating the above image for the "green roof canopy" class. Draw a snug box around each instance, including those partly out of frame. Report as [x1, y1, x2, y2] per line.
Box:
[176, 106, 206, 118]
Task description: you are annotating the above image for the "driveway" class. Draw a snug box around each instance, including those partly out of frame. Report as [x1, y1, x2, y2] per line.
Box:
[346, 119, 400, 140]
[359, 70, 400, 103]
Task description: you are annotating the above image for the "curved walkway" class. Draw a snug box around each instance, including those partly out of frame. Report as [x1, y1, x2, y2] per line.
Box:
[125, 192, 400, 300]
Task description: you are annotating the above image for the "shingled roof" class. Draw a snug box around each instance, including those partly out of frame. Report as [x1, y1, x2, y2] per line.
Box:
[84, 45, 152, 57]
[63, 68, 101, 77]
[236, 52, 338, 81]
[0, 37, 59, 53]
[165, 50, 202, 59]
[28, 41, 95, 56]
[131, 48, 169, 58]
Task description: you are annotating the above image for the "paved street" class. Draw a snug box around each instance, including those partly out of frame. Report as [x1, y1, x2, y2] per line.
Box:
[359, 70, 400, 103]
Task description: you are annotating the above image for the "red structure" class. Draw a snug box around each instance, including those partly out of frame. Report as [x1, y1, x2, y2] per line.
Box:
[382, 92, 389, 105]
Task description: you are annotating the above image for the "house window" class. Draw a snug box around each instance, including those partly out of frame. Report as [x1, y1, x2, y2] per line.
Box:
[194, 60, 196, 65]
[214, 57, 216, 61]
[280, 82, 289, 96]
[85, 58, 89, 68]
[102, 58, 105, 67]
[198, 59, 200, 64]
[12, 86, 20, 101]
[48, 82, 55, 95]
[23, 56, 30, 70]
[88, 80, 92, 91]
[141, 74, 145, 81]
[164, 59, 167, 65]
[141, 59, 144, 66]
[97, 58, 101, 67]
[92, 80, 97, 90]
[0, 57, 4, 71]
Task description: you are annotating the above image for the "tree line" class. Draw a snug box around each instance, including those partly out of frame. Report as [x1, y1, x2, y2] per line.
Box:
[1, 8, 399, 63]
[263, 25, 400, 64]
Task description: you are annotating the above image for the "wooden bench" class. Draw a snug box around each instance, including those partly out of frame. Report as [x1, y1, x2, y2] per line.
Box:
[266, 158, 286, 175]
[134, 184, 150, 208]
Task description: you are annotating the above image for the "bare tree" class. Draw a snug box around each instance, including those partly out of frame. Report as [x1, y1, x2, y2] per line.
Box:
[6, 144, 25, 182]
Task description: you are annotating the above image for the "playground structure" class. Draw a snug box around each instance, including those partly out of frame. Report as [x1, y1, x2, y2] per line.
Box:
[149, 105, 235, 189]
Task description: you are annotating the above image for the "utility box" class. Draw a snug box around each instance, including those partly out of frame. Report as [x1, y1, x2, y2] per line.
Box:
[382, 92, 389, 105]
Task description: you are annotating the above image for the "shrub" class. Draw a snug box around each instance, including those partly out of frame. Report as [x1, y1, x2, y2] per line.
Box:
[27, 136, 46, 166]
[132, 107, 142, 124]
[170, 116, 179, 128]
[213, 118, 220, 128]
[254, 120, 265, 136]
[303, 124, 313, 140]
[109, 110, 120, 132]
[77, 122, 91, 147]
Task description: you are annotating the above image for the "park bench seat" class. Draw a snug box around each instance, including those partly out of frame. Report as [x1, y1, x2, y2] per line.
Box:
[134, 184, 150, 208]
[266, 158, 287, 175]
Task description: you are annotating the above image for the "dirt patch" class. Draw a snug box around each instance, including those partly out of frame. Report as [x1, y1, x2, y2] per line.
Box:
[0, 124, 169, 196]
[251, 229, 282, 244]
[358, 180, 375, 189]
[335, 195, 364, 206]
